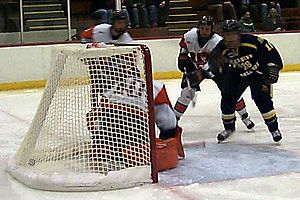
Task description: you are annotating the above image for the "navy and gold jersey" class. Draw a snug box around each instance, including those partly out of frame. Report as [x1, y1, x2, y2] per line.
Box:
[210, 34, 283, 78]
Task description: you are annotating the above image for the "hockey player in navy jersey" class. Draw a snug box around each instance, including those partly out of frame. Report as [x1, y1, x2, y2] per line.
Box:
[174, 16, 255, 130]
[210, 19, 283, 142]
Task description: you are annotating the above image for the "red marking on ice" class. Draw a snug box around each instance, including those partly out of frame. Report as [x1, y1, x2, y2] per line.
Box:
[159, 184, 199, 200]
[0, 108, 30, 124]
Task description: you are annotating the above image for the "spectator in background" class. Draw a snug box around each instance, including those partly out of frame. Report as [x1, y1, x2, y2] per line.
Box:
[126, 0, 150, 28]
[222, 1, 237, 20]
[92, 0, 131, 28]
[207, 0, 237, 23]
[236, 0, 258, 22]
[261, 7, 285, 32]
[239, 10, 256, 32]
[91, 0, 109, 23]
[261, 0, 281, 20]
[147, 0, 170, 27]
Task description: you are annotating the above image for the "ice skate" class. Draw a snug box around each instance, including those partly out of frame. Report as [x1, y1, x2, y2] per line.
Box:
[242, 116, 255, 130]
[271, 129, 282, 142]
[217, 129, 235, 142]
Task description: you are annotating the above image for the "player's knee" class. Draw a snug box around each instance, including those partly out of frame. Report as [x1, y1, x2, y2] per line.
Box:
[181, 87, 196, 102]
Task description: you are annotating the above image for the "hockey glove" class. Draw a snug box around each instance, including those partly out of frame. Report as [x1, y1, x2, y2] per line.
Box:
[201, 63, 215, 79]
[177, 54, 195, 73]
[263, 63, 280, 84]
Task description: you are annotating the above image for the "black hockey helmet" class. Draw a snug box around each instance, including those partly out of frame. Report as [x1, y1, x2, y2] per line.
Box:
[221, 19, 240, 32]
[111, 10, 128, 24]
[111, 10, 128, 37]
[199, 16, 214, 26]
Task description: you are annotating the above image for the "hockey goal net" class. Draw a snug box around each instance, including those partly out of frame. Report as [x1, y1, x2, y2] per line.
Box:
[7, 44, 157, 191]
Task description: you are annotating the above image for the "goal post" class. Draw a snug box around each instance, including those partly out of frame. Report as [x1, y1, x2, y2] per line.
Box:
[7, 44, 158, 191]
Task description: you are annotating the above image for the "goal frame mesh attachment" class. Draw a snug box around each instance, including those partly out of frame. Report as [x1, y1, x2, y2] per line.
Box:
[7, 44, 158, 191]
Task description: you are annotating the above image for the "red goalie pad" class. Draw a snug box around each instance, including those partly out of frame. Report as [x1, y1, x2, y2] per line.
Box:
[156, 138, 178, 171]
[121, 138, 178, 172]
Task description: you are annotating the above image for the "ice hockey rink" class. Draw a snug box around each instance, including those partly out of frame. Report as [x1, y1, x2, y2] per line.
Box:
[1, 72, 300, 200]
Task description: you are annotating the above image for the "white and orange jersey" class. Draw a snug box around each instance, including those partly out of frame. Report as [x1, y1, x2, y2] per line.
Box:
[80, 26, 94, 43]
[153, 81, 172, 107]
[153, 81, 177, 131]
[179, 27, 222, 66]
[93, 24, 133, 44]
[81, 24, 133, 44]
[102, 80, 176, 131]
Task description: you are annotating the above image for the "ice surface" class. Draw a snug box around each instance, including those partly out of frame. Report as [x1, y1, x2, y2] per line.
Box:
[1, 72, 300, 200]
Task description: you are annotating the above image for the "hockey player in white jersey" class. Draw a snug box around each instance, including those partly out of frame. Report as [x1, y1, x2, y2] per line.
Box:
[174, 16, 255, 131]
[80, 10, 133, 44]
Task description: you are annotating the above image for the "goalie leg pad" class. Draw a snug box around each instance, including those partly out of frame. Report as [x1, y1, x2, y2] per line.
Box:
[159, 126, 185, 159]
[156, 138, 178, 171]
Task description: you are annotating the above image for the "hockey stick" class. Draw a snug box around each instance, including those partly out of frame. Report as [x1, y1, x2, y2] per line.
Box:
[186, 62, 214, 108]
[184, 68, 197, 108]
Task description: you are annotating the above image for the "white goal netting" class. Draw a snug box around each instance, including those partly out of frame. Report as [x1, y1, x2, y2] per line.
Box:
[7, 44, 156, 191]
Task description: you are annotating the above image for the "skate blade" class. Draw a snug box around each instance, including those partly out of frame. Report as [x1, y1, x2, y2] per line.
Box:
[248, 128, 255, 132]
[217, 140, 231, 144]
[217, 130, 235, 143]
